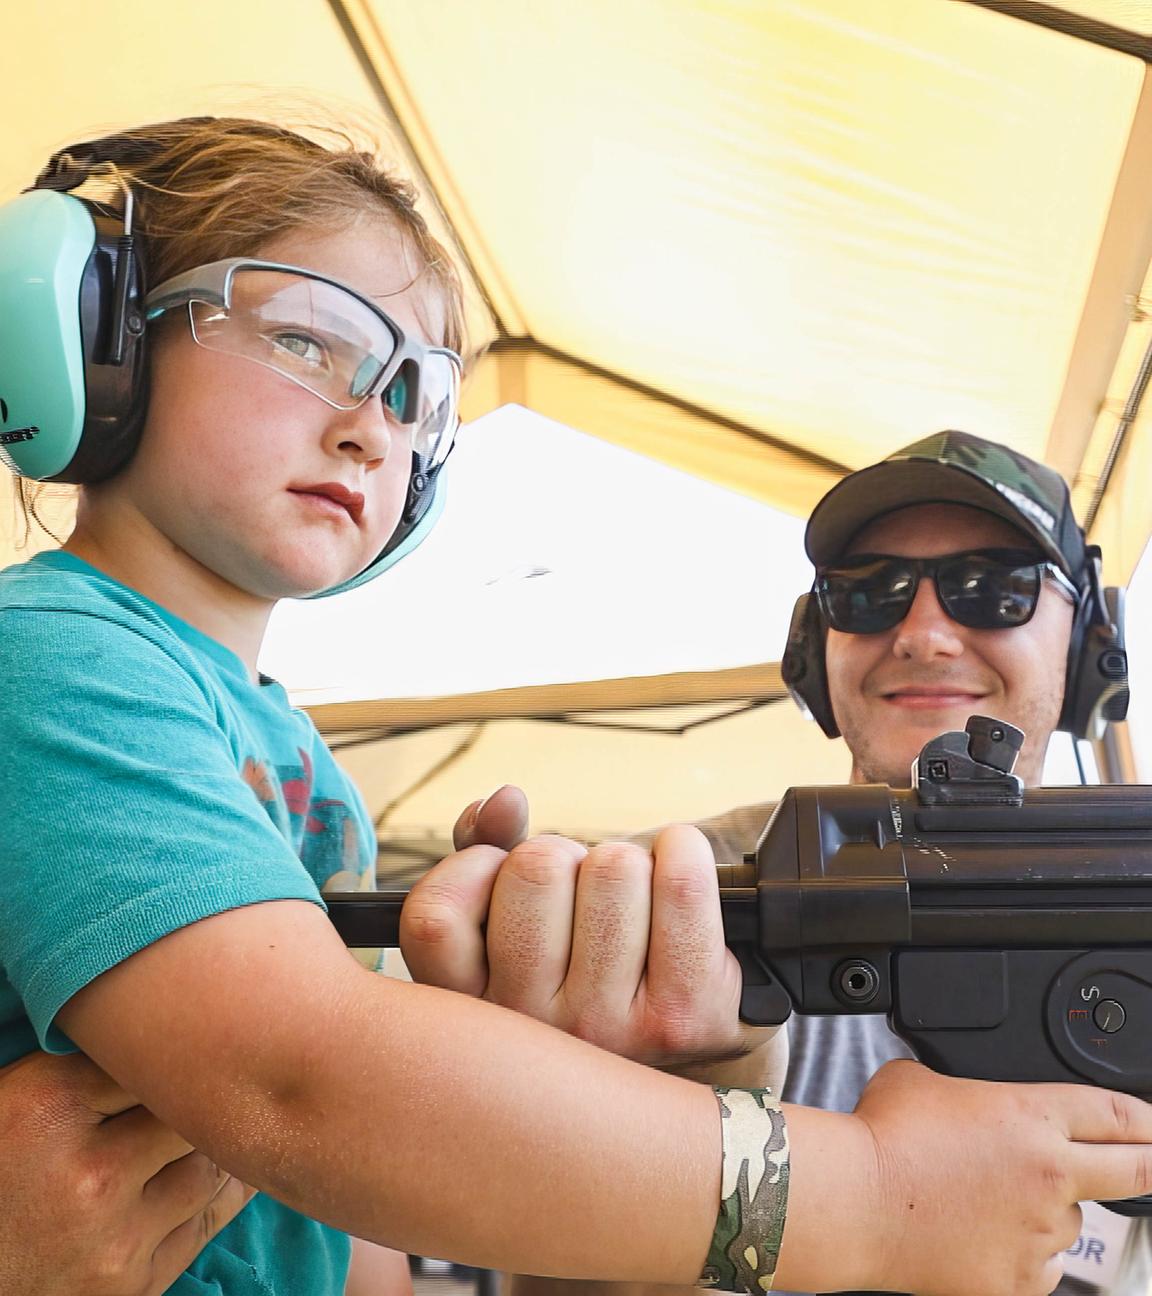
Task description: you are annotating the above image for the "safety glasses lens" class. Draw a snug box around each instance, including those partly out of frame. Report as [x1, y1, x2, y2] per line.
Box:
[409, 351, 460, 467]
[188, 269, 397, 409]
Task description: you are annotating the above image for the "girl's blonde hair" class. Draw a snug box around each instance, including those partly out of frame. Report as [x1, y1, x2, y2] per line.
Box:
[64, 114, 466, 352]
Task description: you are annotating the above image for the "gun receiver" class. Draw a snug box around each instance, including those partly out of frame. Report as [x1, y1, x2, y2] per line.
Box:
[323, 716, 1152, 1214]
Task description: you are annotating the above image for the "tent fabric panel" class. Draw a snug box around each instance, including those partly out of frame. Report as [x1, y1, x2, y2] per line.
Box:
[370, 0, 1142, 473]
[307, 662, 788, 736]
[3, 1, 382, 199]
[331, 697, 849, 844]
[461, 346, 844, 516]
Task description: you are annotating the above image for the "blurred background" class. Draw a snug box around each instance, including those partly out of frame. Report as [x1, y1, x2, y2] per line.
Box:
[5, 0, 1152, 880]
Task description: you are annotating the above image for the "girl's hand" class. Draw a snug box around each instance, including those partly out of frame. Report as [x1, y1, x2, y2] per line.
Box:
[401, 799, 780, 1079]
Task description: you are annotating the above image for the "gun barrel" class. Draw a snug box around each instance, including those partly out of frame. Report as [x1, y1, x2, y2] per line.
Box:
[323, 887, 763, 949]
[325, 891, 408, 947]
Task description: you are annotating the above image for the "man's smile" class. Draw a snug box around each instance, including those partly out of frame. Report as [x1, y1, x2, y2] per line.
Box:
[879, 685, 991, 710]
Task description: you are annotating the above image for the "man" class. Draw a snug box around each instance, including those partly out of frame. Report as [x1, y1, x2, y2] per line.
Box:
[710, 428, 1128, 1118]
[404, 430, 1143, 1296]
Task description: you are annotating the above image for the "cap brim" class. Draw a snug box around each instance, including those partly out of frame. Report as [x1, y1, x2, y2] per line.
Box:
[805, 459, 1072, 573]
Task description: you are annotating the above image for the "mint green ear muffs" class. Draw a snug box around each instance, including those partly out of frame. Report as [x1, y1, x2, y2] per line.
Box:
[0, 161, 149, 483]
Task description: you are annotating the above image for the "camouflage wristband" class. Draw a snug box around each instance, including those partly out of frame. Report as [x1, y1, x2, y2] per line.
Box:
[698, 1087, 790, 1293]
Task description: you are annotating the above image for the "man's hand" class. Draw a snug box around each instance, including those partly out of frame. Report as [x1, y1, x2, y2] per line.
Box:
[781, 1059, 1152, 1296]
[400, 789, 782, 1081]
[0, 1050, 254, 1296]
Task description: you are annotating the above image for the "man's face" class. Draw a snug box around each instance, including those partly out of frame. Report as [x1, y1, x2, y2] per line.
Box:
[824, 503, 1076, 787]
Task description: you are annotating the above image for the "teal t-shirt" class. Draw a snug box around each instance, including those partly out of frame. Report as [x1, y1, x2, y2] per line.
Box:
[0, 551, 377, 1294]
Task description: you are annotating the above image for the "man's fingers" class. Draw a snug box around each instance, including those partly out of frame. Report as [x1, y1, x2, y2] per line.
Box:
[99, 1103, 196, 1181]
[1066, 1142, 1152, 1207]
[452, 784, 530, 851]
[485, 835, 587, 1015]
[1050, 1086, 1152, 1146]
[564, 841, 653, 1018]
[400, 844, 507, 993]
[143, 1150, 234, 1220]
[148, 1174, 257, 1293]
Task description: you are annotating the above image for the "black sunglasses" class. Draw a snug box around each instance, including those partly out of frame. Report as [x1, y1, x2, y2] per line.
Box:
[815, 548, 1080, 635]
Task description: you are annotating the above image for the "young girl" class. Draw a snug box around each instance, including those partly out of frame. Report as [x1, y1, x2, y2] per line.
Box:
[0, 115, 1148, 1296]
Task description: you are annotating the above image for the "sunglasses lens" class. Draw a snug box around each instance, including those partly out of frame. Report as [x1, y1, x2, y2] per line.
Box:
[189, 269, 397, 408]
[819, 558, 917, 633]
[937, 553, 1041, 628]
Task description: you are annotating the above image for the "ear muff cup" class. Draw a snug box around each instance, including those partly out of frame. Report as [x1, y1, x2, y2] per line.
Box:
[1059, 572, 1129, 741]
[781, 592, 840, 738]
[0, 189, 148, 484]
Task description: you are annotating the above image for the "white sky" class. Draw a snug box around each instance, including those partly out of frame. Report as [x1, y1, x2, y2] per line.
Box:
[263, 404, 809, 703]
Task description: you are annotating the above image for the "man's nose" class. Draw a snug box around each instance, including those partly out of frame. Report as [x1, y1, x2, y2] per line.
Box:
[891, 576, 965, 661]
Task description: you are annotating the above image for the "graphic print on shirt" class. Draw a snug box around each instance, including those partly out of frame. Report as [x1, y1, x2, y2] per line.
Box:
[241, 746, 369, 889]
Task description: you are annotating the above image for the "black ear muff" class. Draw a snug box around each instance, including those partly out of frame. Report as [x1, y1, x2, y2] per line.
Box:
[60, 198, 149, 483]
[782, 592, 840, 737]
[1059, 548, 1129, 740]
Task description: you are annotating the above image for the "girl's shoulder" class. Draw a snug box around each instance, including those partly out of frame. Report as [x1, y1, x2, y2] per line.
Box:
[0, 552, 216, 701]
[1, 550, 176, 629]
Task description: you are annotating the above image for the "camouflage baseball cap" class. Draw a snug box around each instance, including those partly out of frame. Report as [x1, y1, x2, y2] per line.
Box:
[805, 430, 1087, 579]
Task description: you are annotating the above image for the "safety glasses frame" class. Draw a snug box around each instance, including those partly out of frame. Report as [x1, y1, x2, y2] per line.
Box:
[143, 256, 462, 436]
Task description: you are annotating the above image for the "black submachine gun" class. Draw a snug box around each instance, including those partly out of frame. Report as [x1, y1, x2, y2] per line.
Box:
[324, 715, 1152, 1216]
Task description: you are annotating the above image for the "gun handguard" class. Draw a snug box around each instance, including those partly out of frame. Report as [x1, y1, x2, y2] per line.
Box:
[324, 716, 1152, 1215]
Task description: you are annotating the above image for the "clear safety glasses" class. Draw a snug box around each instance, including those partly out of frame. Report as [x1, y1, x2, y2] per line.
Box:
[144, 258, 461, 471]
[816, 548, 1081, 635]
